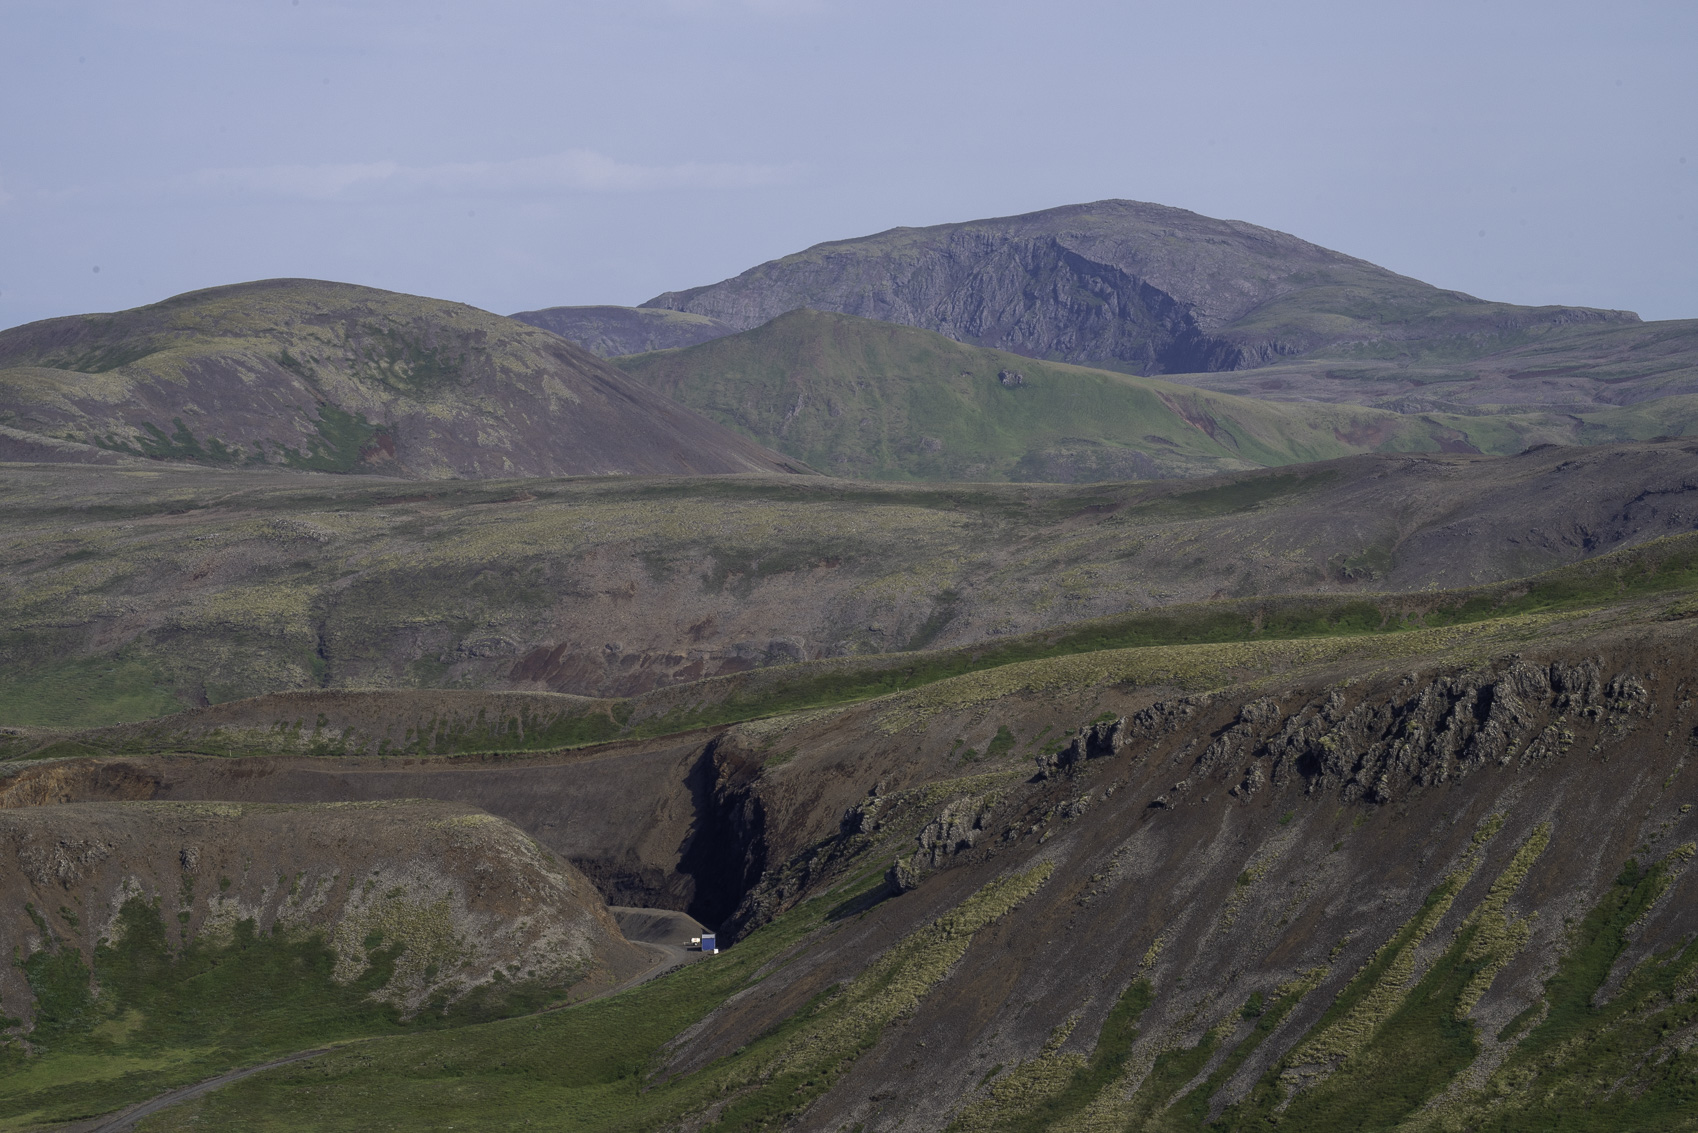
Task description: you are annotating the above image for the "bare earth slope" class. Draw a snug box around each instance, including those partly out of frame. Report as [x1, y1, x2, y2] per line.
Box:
[0, 797, 650, 1128]
[0, 798, 644, 1027]
[641, 199, 1638, 376]
[0, 279, 806, 479]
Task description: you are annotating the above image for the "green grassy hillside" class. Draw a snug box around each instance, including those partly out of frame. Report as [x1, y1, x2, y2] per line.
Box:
[617, 310, 1698, 481]
[617, 310, 1459, 481]
[1168, 315, 1698, 412]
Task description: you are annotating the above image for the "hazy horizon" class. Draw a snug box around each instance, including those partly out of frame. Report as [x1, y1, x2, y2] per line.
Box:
[3, 0, 1694, 332]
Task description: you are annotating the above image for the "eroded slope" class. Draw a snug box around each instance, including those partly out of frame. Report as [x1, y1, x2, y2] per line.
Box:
[16, 591, 1698, 1131]
[0, 798, 648, 1127]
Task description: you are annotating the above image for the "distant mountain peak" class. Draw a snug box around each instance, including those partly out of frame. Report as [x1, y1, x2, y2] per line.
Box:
[640, 200, 1638, 375]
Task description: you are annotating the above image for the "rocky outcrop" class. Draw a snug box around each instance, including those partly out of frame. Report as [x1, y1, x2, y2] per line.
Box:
[1035, 716, 1129, 779]
[1177, 656, 1637, 805]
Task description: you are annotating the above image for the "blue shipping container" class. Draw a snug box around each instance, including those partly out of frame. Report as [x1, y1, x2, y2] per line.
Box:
[701, 933, 717, 954]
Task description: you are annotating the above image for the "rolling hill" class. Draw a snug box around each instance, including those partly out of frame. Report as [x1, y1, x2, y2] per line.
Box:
[1156, 312, 1698, 411]
[0, 279, 807, 479]
[615, 308, 1698, 480]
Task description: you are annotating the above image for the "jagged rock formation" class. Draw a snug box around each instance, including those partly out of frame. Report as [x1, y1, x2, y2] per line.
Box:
[641, 200, 1637, 375]
[1184, 657, 1628, 806]
[507, 304, 737, 357]
[1036, 715, 1128, 778]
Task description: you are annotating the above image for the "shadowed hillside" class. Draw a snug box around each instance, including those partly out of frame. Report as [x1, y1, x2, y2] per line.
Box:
[507, 304, 737, 357]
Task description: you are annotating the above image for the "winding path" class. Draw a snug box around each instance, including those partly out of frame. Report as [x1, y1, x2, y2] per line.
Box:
[77, 907, 709, 1133]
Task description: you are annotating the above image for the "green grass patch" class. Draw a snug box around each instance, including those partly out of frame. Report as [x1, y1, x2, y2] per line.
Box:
[950, 979, 1153, 1133]
[1, 897, 569, 1128]
[1431, 843, 1698, 1131]
[1157, 974, 1325, 1130]
[0, 654, 179, 729]
[276, 404, 390, 474]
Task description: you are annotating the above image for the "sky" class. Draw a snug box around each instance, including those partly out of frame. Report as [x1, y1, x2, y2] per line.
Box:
[2, 0, 1695, 331]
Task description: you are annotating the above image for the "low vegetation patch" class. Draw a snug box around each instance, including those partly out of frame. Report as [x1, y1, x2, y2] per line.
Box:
[0, 898, 564, 1129]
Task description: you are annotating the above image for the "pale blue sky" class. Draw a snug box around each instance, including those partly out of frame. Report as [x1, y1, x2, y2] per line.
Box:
[2, 0, 1694, 331]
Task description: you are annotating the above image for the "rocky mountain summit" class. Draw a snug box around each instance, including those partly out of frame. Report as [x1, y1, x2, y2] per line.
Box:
[640, 199, 1638, 375]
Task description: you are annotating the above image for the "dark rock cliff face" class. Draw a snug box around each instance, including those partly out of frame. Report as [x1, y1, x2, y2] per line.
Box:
[642, 200, 1637, 375]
